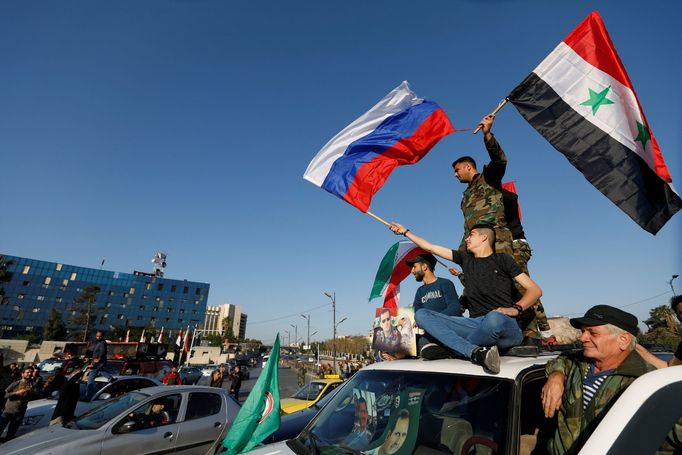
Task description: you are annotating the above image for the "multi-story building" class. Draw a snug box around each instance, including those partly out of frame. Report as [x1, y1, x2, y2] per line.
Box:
[0, 254, 210, 339]
[203, 303, 247, 340]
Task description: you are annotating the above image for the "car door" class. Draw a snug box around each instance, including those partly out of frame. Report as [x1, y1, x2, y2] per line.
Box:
[100, 393, 182, 455]
[174, 391, 229, 454]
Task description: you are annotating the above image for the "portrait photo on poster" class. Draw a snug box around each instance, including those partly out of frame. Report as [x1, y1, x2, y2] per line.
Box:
[371, 307, 417, 357]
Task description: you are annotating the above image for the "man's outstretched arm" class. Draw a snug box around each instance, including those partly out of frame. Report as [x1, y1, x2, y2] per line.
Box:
[389, 223, 454, 262]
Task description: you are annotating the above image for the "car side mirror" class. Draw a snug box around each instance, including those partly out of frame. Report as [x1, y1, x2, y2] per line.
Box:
[98, 393, 112, 401]
[116, 421, 137, 434]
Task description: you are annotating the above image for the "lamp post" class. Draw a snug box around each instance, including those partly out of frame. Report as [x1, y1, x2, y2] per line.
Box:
[669, 275, 679, 296]
[284, 329, 290, 347]
[324, 292, 337, 372]
[301, 314, 311, 350]
[290, 324, 298, 349]
[334, 317, 347, 373]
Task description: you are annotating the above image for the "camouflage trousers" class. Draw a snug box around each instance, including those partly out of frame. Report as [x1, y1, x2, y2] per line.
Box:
[511, 239, 551, 337]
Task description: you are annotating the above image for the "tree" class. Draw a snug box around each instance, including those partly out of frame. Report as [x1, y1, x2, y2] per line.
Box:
[204, 334, 225, 347]
[69, 285, 102, 342]
[44, 309, 67, 341]
[640, 305, 681, 348]
[222, 316, 236, 342]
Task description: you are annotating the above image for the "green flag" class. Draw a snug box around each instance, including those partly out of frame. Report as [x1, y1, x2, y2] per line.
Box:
[220, 334, 281, 455]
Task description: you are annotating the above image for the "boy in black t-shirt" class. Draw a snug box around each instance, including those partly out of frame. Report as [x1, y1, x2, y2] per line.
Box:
[389, 222, 542, 373]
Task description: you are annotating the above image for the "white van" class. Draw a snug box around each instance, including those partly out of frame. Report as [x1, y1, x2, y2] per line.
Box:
[262, 354, 270, 368]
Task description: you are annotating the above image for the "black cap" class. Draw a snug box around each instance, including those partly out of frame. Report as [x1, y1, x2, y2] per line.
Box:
[405, 253, 437, 269]
[570, 305, 639, 336]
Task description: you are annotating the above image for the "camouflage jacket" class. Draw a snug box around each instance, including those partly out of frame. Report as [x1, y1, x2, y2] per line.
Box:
[545, 350, 654, 455]
[459, 133, 513, 255]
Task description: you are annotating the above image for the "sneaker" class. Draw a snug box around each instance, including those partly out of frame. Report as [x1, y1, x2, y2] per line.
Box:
[420, 343, 452, 360]
[471, 346, 500, 374]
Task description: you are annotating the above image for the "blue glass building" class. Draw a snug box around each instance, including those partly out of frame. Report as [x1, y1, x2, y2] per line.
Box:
[0, 254, 210, 339]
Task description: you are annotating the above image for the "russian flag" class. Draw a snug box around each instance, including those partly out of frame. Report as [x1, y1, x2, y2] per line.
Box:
[304, 81, 454, 212]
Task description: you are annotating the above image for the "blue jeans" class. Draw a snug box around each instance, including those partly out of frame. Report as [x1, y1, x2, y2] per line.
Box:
[86, 364, 104, 399]
[415, 309, 523, 358]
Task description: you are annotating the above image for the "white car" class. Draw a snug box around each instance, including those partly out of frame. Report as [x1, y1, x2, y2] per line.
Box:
[3, 385, 241, 455]
[243, 355, 682, 455]
[15, 375, 161, 438]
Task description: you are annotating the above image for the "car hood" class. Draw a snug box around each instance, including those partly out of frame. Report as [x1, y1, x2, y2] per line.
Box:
[1, 424, 84, 454]
[247, 441, 293, 455]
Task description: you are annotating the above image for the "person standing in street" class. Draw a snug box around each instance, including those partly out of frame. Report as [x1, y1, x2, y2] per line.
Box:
[0, 367, 34, 441]
[230, 365, 242, 402]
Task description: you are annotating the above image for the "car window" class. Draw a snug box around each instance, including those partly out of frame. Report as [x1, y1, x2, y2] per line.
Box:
[121, 394, 182, 431]
[75, 392, 150, 430]
[295, 370, 512, 455]
[294, 382, 325, 400]
[185, 392, 222, 421]
[37, 359, 66, 373]
[321, 383, 340, 398]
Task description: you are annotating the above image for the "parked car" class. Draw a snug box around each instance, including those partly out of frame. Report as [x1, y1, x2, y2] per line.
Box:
[243, 357, 682, 455]
[3, 385, 241, 455]
[36, 357, 85, 380]
[177, 366, 202, 385]
[15, 375, 161, 438]
[280, 378, 344, 415]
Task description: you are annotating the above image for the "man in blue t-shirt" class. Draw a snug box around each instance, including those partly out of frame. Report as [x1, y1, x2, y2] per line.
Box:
[408, 253, 461, 316]
[388, 222, 542, 374]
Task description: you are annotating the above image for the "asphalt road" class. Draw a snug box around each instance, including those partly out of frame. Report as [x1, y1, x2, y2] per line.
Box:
[216, 365, 300, 404]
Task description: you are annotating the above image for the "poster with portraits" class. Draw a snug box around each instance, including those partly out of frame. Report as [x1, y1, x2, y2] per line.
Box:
[364, 387, 424, 455]
[371, 307, 417, 357]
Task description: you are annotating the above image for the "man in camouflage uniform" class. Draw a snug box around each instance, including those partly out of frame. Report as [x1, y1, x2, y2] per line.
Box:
[540, 305, 652, 454]
[452, 114, 550, 341]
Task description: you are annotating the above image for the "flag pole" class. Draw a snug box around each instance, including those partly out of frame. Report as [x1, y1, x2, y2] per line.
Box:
[473, 98, 509, 134]
[366, 210, 391, 227]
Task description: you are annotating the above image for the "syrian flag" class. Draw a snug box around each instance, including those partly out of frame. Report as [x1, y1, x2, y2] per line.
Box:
[176, 328, 183, 348]
[502, 181, 522, 221]
[369, 241, 428, 308]
[509, 11, 681, 234]
[157, 327, 164, 344]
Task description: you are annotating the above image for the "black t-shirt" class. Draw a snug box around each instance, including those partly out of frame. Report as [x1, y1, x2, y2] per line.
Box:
[450, 250, 523, 317]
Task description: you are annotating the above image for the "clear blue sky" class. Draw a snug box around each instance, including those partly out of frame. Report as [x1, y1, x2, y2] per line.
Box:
[1, 1, 680, 345]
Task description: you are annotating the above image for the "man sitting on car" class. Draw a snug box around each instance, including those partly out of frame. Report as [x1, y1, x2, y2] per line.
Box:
[540, 305, 652, 454]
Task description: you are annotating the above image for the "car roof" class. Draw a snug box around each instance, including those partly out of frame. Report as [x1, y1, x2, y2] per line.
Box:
[139, 385, 230, 395]
[310, 378, 344, 385]
[362, 352, 560, 380]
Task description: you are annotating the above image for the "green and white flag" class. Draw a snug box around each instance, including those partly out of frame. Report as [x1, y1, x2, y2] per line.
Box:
[220, 334, 281, 455]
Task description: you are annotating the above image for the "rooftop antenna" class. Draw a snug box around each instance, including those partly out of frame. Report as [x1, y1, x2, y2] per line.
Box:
[152, 252, 167, 278]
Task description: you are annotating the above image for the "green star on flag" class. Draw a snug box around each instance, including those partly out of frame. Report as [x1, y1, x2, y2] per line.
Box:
[634, 121, 651, 149]
[580, 86, 615, 115]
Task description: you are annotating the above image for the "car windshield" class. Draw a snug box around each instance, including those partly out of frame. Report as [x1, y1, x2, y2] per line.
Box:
[293, 382, 325, 400]
[73, 392, 150, 430]
[292, 369, 512, 455]
[37, 358, 66, 373]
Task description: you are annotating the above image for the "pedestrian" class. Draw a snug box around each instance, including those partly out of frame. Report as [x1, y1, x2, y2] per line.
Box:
[162, 366, 181, 385]
[230, 365, 242, 401]
[297, 364, 306, 387]
[50, 368, 85, 425]
[0, 367, 34, 440]
[209, 370, 222, 388]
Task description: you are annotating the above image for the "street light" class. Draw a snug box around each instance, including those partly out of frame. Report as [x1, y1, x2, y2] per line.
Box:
[324, 291, 338, 372]
[284, 329, 290, 347]
[669, 275, 680, 296]
[301, 314, 311, 350]
[290, 324, 298, 349]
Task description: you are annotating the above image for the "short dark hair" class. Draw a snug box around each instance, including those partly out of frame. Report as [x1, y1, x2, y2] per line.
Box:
[471, 224, 495, 248]
[671, 295, 682, 312]
[381, 308, 391, 317]
[452, 156, 477, 169]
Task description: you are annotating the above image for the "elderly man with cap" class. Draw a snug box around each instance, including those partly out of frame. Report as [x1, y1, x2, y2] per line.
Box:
[540, 305, 654, 455]
[389, 221, 542, 373]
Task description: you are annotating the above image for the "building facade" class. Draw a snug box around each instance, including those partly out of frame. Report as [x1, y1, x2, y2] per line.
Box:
[203, 303, 247, 340]
[0, 254, 210, 339]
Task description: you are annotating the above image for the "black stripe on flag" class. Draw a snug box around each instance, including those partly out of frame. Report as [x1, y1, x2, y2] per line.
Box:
[509, 73, 682, 234]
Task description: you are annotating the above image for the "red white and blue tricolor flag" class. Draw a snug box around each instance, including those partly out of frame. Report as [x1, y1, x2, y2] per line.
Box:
[509, 11, 681, 234]
[304, 81, 454, 212]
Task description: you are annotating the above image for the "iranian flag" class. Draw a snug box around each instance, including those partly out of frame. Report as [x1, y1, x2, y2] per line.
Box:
[509, 11, 681, 234]
[369, 241, 428, 308]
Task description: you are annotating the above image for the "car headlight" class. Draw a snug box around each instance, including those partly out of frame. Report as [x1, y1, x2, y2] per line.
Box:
[23, 415, 45, 426]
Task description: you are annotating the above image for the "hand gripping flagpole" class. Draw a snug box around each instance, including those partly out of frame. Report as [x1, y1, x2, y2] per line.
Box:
[472, 98, 509, 134]
[366, 211, 451, 269]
